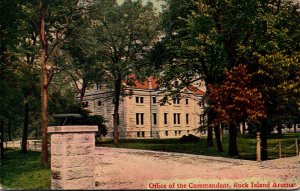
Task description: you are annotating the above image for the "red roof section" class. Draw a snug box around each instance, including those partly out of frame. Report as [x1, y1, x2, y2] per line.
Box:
[126, 75, 204, 95]
[126, 75, 158, 90]
[187, 86, 205, 95]
[134, 76, 158, 90]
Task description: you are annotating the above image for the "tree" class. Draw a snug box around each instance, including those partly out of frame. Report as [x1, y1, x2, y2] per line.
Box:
[254, 51, 300, 159]
[92, 0, 160, 144]
[0, 0, 40, 152]
[209, 65, 266, 156]
[0, 0, 96, 160]
[151, 0, 228, 149]
[154, 0, 300, 156]
[245, 0, 300, 160]
[63, 16, 106, 103]
[37, 0, 95, 165]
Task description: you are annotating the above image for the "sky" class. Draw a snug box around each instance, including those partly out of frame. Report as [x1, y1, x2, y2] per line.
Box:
[116, 0, 164, 12]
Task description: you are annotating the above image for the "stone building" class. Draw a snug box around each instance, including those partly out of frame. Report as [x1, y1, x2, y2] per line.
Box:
[81, 77, 206, 139]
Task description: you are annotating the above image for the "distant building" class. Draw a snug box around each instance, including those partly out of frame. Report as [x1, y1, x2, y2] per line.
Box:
[81, 77, 206, 139]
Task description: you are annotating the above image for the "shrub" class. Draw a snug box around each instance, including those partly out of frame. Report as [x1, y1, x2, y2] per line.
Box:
[179, 134, 200, 143]
[50, 114, 107, 139]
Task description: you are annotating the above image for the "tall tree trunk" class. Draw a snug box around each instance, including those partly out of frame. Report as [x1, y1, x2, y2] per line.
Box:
[80, 91, 85, 103]
[214, 124, 223, 152]
[206, 109, 214, 147]
[287, 122, 292, 133]
[260, 119, 269, 160]
[277, 124, 282, 135]
[242, 121, 246, 135]
[35, 128, 38, 139]
[0, 120, 4, 162]
[79, 82, 87, 103]
[207, 126, 213, 147]
[8, 116, 12, 141]
[294, 124, 297, 133]
[21, 102, 29, 153]
[221, 124, 224, 136]
[228, 122, 238, 156]
[113, 78, 121, 144]
[39, 0, 48, 166]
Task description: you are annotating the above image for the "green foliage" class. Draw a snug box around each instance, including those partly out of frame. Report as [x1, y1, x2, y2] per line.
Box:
[0, 0, 41, 140]
[48, 88, 82, 115]
[254, 51, 300, 125]
[77, 115, 108, 137]
[0, 0, 97, 141]
[50, 115, 107, 137]
[0, 150, 50, 189]
[155, 0, 300, 133]
[92, 0, 160, 83]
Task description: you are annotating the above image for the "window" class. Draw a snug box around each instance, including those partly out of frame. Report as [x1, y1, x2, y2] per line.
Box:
[173, 113, 176, 124]
[152, 97, 156, 104]
[136, 113, 144, 125]
[141, 113, 144, 125]
[137, 132, 145, 137]
[199, 100, 205, 107]
[136, 96, 144, 104]
[136, 113, 139, 125]
[175, 131, 178, 136]
[186, 99, 189, 105]
[96, 82, 101, 90]
[173, 98, 180, 104]
[82, 101, 89, 108]
[174, 113, 180, 125]
[186, 114, 189, 125]
[97, 100, 102, 106]
[200, 115, 202, 124]
[165, 131, 168, 136]
[179, 130, 181, 136]
[153, 113, 157, 125]
[200, 114, 205, 125]
[164, 113, 168, 125]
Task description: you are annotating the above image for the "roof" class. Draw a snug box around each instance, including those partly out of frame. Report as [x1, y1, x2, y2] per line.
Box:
[187, 86, 205, 95]
[126, 75, 204, 95]
[126, 75, 158, 90]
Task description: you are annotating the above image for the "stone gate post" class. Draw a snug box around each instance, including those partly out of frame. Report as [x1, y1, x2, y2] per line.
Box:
[48, 126, 98, 190]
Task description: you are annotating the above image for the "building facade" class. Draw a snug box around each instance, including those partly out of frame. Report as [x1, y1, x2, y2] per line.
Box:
[82, 77, 206, 139]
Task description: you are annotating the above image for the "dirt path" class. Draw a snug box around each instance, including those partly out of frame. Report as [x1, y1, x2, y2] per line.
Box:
[95, 147, 300, 190]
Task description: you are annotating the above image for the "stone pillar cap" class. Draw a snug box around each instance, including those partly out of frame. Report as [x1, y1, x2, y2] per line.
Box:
[48, 126, 98, 133]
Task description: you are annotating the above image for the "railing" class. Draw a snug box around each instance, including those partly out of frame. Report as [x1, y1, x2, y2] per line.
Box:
[256, 132, 299, 161]
[2, 140, 48, 151]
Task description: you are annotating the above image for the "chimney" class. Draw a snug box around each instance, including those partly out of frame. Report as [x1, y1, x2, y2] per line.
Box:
[148, 79, 152, 89]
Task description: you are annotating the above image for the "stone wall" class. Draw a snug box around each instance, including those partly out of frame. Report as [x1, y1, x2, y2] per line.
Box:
[48, 126, 98, 190]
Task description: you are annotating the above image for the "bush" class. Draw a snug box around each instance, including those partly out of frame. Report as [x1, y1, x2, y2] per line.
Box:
[50, 114, 107, 139]
[78, 115, 108, 138]
[179, 134, 200, 143]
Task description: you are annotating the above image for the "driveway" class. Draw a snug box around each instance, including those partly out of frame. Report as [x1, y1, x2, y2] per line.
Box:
[95, 147, 300, 190]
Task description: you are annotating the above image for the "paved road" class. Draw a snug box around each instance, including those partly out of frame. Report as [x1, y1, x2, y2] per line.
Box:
[95, 147, 300, 190]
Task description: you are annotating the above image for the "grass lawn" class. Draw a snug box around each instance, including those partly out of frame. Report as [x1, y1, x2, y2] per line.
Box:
[97, 132, 300, 160]
[0, 150, 50, 190]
